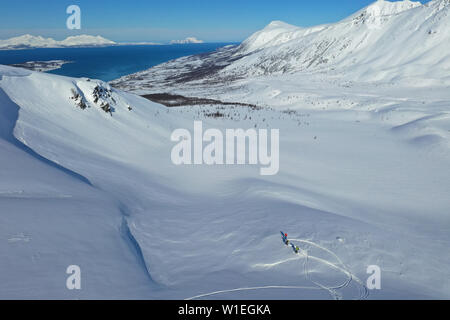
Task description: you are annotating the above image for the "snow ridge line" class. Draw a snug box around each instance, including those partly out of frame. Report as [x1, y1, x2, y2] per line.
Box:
[119, 213, 159, 287]
[0, 86, 93, 185]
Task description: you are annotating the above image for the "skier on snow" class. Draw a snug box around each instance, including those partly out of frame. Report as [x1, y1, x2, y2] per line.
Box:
[284, 233, 289, 245]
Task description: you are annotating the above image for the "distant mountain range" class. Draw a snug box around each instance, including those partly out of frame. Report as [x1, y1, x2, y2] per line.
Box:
[0, 34, 117, 50]
[0, 34, 207, 50]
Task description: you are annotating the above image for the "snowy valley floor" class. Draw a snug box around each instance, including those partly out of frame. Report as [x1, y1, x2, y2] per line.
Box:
[0, 65, 449, 299]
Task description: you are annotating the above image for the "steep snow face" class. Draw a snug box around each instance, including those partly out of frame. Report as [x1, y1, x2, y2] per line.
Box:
[0, 35, 116, 50]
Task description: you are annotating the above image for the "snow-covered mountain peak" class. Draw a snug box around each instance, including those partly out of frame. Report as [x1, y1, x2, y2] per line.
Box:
[239, 20, 306, 53]
[205, 0, 448, 82]
[265, 20, 298, 29]
[364, 0, 421, 15]
[348, 0, 422, 28]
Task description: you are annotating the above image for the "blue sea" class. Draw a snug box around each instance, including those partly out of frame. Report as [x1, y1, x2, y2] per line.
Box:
[0, 43, 235, 82]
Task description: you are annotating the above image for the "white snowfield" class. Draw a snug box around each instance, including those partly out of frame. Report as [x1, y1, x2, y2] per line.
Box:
[0, 34, 116, 50]
[0, 0, 450, 300]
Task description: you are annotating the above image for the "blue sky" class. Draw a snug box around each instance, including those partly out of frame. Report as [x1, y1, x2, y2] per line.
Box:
[0, 0, 432, 42]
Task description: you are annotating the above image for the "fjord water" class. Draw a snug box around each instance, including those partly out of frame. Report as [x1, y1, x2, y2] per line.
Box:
[0, 43, 234, 81]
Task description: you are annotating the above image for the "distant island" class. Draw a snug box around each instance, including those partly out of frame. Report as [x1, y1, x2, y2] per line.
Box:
[0, 34, 207, 50]
[8, 60, 73, 72]
[0, 35, 117, 50]
[170, 37, 204, 44]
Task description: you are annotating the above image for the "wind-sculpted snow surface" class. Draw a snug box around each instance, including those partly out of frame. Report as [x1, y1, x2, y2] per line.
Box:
[1, 61, 450, 299]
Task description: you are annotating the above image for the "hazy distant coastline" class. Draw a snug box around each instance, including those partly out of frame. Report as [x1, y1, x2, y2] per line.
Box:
[0, 34, 207, 50]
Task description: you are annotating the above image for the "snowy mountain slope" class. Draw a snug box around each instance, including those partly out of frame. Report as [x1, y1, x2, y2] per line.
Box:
[240, 0, 423, 56]
[344, 0, 422, 24]
[225, 0, 450, 82]
[0, 34, 116, 50]
[238, 21, 313, 54]
[0, 71, 155, 299]
[1, 64, 450, 299]
[112, 0, 450, 93]
[110, 0, 450, 166]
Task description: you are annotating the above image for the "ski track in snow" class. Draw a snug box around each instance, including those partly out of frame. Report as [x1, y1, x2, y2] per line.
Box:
[0, 191, 72, 199]
[186, 235, 369, 300]
[293, 238, 369, 300]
